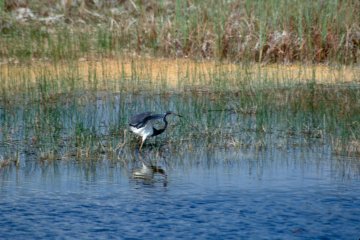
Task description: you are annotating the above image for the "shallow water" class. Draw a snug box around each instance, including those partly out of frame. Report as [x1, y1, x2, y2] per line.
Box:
[0, 90, 360, 239]
[1, 145, 359, 239]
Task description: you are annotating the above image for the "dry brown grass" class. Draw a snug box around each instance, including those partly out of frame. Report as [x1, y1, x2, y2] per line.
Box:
[1, 58, 359, 91]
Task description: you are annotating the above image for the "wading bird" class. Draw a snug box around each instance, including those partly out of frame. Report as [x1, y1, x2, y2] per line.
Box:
[129, 111, 182, 151]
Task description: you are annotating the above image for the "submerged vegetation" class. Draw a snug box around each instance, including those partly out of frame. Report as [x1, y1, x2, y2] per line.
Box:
[0, 1, 359, 169]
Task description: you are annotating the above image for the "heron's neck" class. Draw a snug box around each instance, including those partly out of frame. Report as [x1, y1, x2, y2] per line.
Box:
[152, 114, 169, 136]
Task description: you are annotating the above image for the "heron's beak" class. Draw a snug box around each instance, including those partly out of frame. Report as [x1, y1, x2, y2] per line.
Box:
[174, 113, 183, 117]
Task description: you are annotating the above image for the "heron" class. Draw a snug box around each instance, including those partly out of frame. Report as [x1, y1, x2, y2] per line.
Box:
[129, 111, 182, 151]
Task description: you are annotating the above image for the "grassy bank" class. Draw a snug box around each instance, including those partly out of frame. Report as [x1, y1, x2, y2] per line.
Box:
[0, 0, 359, 64]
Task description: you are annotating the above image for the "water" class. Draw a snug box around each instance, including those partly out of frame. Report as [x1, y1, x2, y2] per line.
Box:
[1, 146, 359, 239]
[0, 91, 360, 239]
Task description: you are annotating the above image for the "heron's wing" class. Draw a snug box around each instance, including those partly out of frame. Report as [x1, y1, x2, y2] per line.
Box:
[129, 112, 153, 127]
[129, 112, 163, 128]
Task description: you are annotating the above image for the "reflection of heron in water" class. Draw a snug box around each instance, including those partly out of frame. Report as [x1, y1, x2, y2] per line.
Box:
[132, 162, 166, 179]
[132, 163, 167, 187]
[131, 150, 167, 186]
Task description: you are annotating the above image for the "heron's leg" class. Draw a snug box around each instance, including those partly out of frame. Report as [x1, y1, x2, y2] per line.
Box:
[139, 139, 144, 151]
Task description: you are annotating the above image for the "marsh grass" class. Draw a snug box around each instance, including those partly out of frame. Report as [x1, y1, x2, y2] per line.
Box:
[0, 56, 359, 171]
[0, 0, 359, 64]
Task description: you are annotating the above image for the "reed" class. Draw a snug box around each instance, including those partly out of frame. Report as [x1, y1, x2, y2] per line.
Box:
[1, 0, 359, 64]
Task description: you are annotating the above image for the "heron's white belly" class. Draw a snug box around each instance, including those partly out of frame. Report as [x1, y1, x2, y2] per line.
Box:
[130, 125, 153, 140]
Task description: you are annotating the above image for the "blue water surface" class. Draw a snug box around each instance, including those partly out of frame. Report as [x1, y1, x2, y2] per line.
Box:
[1, 147, 359, 240]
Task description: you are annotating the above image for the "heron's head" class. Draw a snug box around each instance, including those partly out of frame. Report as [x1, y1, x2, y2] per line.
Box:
[165, 111, 182, 117]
